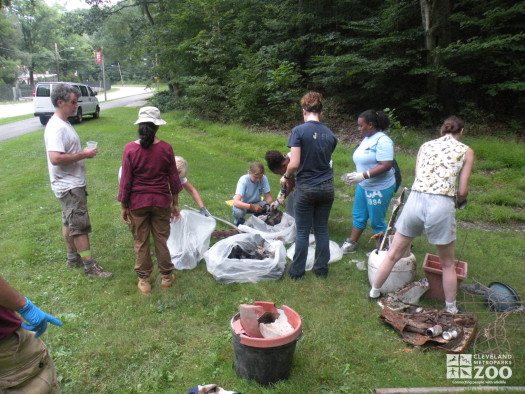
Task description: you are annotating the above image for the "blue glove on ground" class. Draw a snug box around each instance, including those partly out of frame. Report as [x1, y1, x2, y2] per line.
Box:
[17, 297, 63, 338]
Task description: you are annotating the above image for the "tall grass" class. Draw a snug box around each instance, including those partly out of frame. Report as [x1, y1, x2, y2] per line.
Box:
[0, 108, 523, 393]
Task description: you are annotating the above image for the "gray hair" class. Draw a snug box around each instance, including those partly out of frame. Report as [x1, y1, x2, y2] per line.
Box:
[51, 83, 80, 108]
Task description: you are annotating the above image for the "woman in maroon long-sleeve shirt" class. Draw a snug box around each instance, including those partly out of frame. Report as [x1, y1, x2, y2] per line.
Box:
[118, 107, 183, 295]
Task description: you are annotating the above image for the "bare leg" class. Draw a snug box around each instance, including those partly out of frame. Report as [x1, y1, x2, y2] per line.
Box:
[372, 232, 414, 290]
[62, 226, 77, 254]
[436, 241, 457, 303]
[63, 226, 92, 262]
[350, 227, 364, 243]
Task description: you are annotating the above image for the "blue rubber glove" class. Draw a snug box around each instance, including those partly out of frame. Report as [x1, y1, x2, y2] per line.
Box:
[16, 297, 63, 338]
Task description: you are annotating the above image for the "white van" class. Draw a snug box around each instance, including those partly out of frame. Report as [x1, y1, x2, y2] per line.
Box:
[33, 82, 100, 125]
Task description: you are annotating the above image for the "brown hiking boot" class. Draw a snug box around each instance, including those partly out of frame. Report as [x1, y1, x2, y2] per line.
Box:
[66, 256, 84, 268]
[138, 277, 151, 295]
[161, 273, 175, 289]
[84, 261, 113, 278]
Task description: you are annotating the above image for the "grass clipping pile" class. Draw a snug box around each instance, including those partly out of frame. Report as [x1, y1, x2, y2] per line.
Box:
[380, 306, 477, 353]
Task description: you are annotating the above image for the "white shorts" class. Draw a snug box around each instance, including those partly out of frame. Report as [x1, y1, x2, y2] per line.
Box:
[395, 191, 456, 245]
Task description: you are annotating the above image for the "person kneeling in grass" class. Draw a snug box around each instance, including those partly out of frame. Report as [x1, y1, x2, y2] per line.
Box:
[232, 162, 273, 226]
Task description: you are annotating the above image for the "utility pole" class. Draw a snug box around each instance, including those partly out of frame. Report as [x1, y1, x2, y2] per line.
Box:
[54, 43, 60, 81]
[101, 46, 107, 101]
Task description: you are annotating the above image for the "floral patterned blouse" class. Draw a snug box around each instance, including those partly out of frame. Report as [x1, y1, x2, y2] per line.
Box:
[412, 135, 469, 197]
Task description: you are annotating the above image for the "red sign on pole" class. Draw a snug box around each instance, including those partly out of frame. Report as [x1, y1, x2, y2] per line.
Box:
[94, 50, 103, 64]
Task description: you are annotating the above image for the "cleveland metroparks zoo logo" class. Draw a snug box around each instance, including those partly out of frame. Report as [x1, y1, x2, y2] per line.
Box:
[447, 354, 513, 382]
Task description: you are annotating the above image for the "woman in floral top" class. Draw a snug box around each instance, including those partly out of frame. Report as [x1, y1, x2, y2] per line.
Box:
[369, 116, 474, 314]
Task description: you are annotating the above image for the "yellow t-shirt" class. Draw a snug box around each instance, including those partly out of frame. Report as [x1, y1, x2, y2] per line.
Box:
[412, 135, 469, 197]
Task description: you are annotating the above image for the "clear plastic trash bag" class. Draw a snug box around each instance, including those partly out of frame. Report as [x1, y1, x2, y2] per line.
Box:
[204, 233, 286, 283]
[167, 209, 216, 270]
[286, 234, 343, 271]
[238, 212, 296, 244]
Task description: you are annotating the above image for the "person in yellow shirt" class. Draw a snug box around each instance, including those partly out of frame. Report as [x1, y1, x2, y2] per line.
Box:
[369, 116, 474, 314]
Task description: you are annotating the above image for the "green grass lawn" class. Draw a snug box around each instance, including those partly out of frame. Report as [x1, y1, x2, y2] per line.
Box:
[0, 108, 523, 393]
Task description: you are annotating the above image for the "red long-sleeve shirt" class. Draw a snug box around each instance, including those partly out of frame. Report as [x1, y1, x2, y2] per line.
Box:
[117, 141, 182, 209]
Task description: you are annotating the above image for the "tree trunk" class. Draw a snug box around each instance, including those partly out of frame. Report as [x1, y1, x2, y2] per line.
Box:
[420, 0, 451, 97]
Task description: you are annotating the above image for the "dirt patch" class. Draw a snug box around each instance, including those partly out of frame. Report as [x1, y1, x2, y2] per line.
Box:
[458, 220, 525, 234]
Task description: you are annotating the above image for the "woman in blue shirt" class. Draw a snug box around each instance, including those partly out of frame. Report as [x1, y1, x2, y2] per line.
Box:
[341, 110, 396, 253]
[283, 92, 338, 279]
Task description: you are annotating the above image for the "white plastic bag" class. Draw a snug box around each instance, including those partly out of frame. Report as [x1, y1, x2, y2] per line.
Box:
[167, 209, 216, 270]
[286, 234, 343, 271]
[204, 233, 286, 283]
[238, 212, 296, 244]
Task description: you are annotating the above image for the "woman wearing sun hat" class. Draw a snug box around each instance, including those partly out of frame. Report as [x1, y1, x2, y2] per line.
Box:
[117, 106, 183, 295]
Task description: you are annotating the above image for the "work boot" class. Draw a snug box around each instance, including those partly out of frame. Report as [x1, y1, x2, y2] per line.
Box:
[138, 277, 151, 295]
[84, 260, 113, 278]
[161, 273, 175, 289]
[341, 238, 357, 254]
[66, 255, 84, 268]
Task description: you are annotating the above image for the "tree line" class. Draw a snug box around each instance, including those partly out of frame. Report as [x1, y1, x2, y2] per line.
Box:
[1, 0, 523, 128]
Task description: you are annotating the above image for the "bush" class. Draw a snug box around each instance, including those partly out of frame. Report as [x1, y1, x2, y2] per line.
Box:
[148, 90, 179, 113]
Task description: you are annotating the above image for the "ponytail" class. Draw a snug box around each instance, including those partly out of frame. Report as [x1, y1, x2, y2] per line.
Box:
[138, 123, 158, 148]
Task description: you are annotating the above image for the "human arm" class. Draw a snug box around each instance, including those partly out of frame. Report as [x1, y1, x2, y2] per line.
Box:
[170, 193, 181, 222]
[182, 181, 211, 216]
[183, 181, 205, 209]
[233, 194, 264, 213]
[0, 277, 27, 310]
[120, 203, 131, 224]
[48, 148, 97, 166]
[117, 153, 133, 224]
[343, 160, 394, 185]
[284, 147, 301, 179]
[280, 146, 300, 193]
[263, 191, 273, 205]
[456, 148, 474, 205]
[0, 277, 62, 338]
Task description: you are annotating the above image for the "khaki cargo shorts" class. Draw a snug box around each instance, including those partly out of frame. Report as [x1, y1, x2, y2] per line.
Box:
[0, 328, 60, 393]
[58, 187, 92, 235]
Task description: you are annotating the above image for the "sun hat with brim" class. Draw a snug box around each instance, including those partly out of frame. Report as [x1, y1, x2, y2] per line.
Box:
[134, 106, 167, 125]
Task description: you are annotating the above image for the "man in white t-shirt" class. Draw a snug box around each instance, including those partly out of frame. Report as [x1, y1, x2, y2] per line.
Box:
[44, 83, 112, 278]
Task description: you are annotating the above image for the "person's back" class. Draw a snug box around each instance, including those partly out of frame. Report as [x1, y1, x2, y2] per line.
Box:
[120, 141, 175, 207]
[290, 121, 336, 186]
[412, 135, 469, 197]
[117, 107, 182, 295]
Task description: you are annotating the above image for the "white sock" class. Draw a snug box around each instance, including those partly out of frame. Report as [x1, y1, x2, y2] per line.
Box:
[446, 301, 458, 314]
[369, 287, 381, 298]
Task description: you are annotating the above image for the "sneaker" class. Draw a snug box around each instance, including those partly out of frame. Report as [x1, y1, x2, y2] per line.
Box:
[84, 261, 113, 278]
[341, 239, 357, 254]
[233, 217, 245, 227]
[66, 256, 83, 268]
[161, 273, 175, 289]
[369, 288, 381, 300]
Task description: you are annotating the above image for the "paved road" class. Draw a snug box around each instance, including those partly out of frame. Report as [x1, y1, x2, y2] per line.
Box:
[0, 86, 154, 141]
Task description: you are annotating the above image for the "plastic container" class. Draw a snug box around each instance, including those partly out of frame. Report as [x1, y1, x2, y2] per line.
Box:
[368, 249, 417, 294]
[423, 253, 468, 301]
[230, 302, 302, 386]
